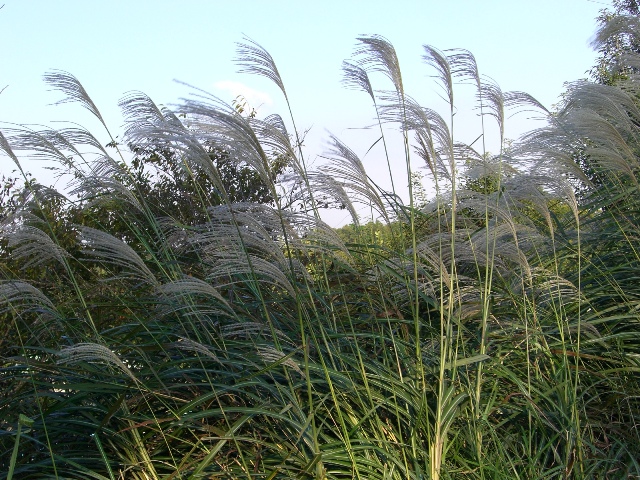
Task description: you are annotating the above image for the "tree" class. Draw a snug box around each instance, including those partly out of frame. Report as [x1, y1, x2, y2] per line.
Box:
[591, 0, 640, 85]
[122, 142, 289, 226]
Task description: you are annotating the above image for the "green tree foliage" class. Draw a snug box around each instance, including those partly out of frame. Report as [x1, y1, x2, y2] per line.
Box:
[0, 174, 20, 221]
[125, 143, 290, 225]
[591, 0, 640, 85]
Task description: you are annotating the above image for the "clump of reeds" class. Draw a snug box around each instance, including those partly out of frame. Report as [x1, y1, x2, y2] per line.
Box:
[1, 17, 640, 480]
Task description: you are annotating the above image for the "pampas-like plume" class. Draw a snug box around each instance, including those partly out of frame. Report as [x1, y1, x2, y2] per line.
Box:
[119, 91, 168, 133]
[317, 135, 390, 223]
[195, 203, 291, 267]
[423, 45, 454, 107]
[69, 173, 146, 214]
[236, 36, 287, 99]
[43, 71, 107, 129]
[306, 172, 360, 224]
[79, 226, 158, 286]
[354, 35, 404, 95]
[0, 281, 56, 313]
[256, 345, 304, 376]
[447, 48, 480, 85]
[380, 94, 453, 182]
[156, 276, 235, 319]
[178, 99, 278, 196]
[0, 130, 21, 168]
[531, 271, 581, 309]
[208, 253, 297, 297]
[168, 337, 221, 363]
[1, 222, 70, 269]
[120, 92, 230, 199]
[341, 60, 374, 100]
[1, 128, 80, 169]
[221, 322, 293, 344]
[158, 276, 230, 308]
[503, 90, 549, 123]
[286, 210, 352, 259]
[200, 202, 343, 276]
[591, 13, 640, 81]
[479, 78, 505, 135]
[518, 86, 640, 188]
[57, 343, 140, 384]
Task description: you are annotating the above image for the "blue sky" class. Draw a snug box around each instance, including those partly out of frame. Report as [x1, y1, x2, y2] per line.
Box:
[0, 0, 609, 224]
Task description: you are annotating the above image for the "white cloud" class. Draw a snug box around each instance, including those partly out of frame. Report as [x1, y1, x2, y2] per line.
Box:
[213, 80, 273, 112]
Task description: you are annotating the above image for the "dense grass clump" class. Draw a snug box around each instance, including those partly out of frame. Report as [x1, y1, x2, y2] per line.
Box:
[2, 20, 640, 480]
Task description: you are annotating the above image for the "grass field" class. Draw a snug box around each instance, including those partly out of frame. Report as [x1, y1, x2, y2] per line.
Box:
[1, 25, 640, 480]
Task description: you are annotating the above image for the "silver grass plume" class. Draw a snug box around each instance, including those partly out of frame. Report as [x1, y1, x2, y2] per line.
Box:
[1, 220, 70, 269]
[5, 182, 68, 209]
[285, 211, 352, 260]
[591, 13, 640, 50]
[79, 226, 159, 286]
[341, 58, 400, 196]
[415, 241, 451, 286]
[197, 204, 291, 267]
[156, 276, 235, 319]
[43, 71, 108, 130]
[254, 113, 294, 155]
[479, 78, 505, 137]
[562, 81, 640, 130]
[591, 13, 640, 80]
[503, 91, 549, 120]
[178, 98, 278, 197]
[521, 82, 640, 187]
[256, 346, 304, 376]
[423, 45, 454, 108]
[120, 92, 230, 200]
[119, 91, 169, 135]
[380, 93, 452, 182]
[369, 256, 438, 306]
[69, 174, 146, 214]
[168, 337, 221, 363]
[221, 322, 293, 344]
[316, 134, 390, 223]
[472, 222, 535, 282]
[1, 128, 81, 170]
[447, 49, 508, 138]
[419, 229, 475, 271]
[214, 202, 343, 254]
[512, 128, 589, 185]
[208, 253, 297, 297]
[448, 285, 483, 322]
[500, 173, 579, 237]
[0, 130, 21, 169]
[204, 203, 351, 266]
[68, 156, 146, 214]
[0, 281, 56, 314]
[236, 36, 288, 100]
[57, 126, 110, 156]
[304, 172, 359, 223]
[354, 35, 404, 95]
[447, 49, 480, 86]
[157, 276, 230, 308]
[202, 202, 334, 276]
[341, 60, 374, 101]
[250, 113, 300, 178]
[530, 270, 581, 310]
[39, 126, 114, 179]
[57, 343, 140, 384]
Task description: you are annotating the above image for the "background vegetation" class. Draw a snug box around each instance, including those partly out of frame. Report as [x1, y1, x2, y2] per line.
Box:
[1, 3, 640, 479]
